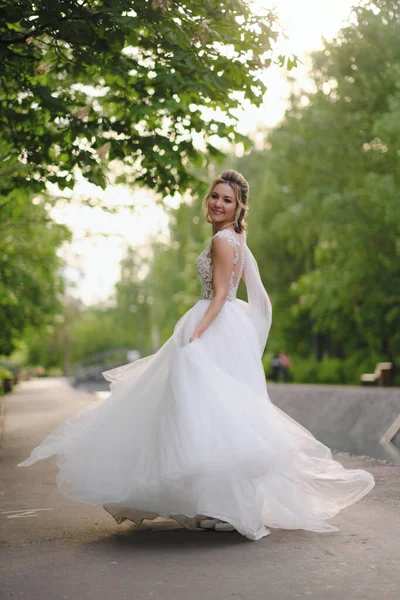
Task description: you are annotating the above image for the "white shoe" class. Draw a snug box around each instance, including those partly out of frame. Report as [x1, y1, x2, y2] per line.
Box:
[214, 521, 235, 532]
[199, 518, 219, 529]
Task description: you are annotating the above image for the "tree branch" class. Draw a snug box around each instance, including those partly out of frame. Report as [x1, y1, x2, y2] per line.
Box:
[0, 11, 97, 46]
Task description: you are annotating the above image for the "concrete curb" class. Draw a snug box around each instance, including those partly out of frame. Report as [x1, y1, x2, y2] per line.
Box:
[268, 383, 400, 461]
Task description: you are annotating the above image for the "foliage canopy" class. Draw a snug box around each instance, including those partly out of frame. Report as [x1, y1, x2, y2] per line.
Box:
[0, 0, 279, 196]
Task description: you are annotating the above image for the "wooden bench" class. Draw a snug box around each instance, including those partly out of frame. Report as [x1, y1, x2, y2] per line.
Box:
[361, 362, 393, 386]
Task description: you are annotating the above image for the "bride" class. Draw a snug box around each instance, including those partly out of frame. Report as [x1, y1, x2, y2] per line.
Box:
[19, 169, 375, 541]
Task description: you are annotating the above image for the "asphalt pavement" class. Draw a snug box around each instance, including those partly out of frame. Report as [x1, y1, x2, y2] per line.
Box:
[1, 379, 399, 600]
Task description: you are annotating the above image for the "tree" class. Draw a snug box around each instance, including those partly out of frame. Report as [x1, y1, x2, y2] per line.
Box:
[0, 0, 280, 197]
[115, 247, 153, 354]
[114, 192, 209, 349]
[232, 0, 400, 363]
[0, 192, 71, 355]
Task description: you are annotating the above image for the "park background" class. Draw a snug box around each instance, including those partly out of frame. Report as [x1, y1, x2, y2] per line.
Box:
[1, 0, 399, 391]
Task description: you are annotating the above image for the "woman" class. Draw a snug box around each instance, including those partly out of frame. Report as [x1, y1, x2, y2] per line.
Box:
[19, 170, 375, 541]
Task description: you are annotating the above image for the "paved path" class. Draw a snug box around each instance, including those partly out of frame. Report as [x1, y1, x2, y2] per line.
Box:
[1, 379, 399, 600]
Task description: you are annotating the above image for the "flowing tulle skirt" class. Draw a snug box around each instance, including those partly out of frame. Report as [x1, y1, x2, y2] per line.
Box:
[19, 298, 375, 541]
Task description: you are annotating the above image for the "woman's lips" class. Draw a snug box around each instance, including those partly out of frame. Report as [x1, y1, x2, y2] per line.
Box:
[212, 209, 224, 214]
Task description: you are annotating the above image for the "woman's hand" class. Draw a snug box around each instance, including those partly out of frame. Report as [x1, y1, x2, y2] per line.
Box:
[189, 332, 200, 343]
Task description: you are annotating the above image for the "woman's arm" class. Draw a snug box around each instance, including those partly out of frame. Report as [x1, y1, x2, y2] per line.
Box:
[189, 237, 234, 341]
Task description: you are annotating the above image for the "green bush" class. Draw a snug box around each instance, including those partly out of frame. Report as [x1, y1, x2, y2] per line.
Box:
[0, 365, 14, 394]
[0, 366, 13, 381]
[264, 355, 399, 386]
[290, 359, 320, 384]
[262, 352, 273, 376]
[46, 366, 63, 377]
[392, 373, 400, 387]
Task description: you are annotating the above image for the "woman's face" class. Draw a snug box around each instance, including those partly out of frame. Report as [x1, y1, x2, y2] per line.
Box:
[208, 183, 237, 226]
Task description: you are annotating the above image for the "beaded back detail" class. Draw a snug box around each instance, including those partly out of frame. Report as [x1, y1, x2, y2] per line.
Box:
[195, 229, 245, 301]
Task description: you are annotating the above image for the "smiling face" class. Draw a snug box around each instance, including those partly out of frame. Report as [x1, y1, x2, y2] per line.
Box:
[207, 183, 237, 227]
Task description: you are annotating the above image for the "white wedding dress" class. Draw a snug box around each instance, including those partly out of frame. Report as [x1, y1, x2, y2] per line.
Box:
[19, 229, 375, 540]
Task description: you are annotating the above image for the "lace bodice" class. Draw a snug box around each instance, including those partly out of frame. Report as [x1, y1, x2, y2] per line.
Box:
[195, 229, 245, 302]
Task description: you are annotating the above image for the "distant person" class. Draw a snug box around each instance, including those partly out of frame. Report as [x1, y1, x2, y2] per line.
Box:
[279, 350, 293, 382]
[270, 354, 280, 381]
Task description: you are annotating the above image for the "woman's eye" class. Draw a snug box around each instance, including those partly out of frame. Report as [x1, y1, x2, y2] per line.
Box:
[210, 193, 232, 202]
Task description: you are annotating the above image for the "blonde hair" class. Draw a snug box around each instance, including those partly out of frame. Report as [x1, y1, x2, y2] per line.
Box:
[202, 169, 249, 233]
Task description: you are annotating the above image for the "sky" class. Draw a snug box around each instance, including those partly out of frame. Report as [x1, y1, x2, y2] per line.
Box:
[53, 0, 357, 305]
